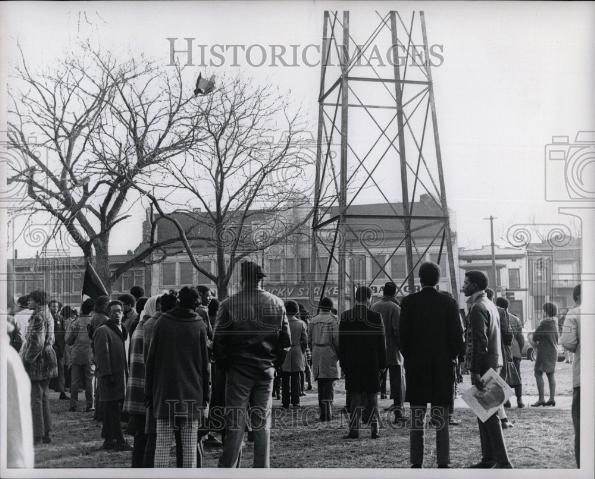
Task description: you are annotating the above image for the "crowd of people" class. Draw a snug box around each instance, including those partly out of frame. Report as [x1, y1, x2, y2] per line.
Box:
[5, 259, 582, 469]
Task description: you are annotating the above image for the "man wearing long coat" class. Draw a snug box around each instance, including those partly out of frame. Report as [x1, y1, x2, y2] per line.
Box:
[339, 286, 386, 439]
[400, 262, 465, 468]
[94, 300, 129, 451]
[309, 297, 340, 421]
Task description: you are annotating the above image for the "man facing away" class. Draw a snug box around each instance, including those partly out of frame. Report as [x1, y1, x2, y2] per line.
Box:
[495, 297, 525, 409]
[309, 297, 340, 422]
[93, 300, 130, 451]
[339, 286, 386, 440]
[281, 300, 308, 409]
[463, 270, 512, 469]
[145, 286, 210, 468]
[400, 262, 465, 469]
[214, 261, 290, 468]
[560, 284, 581, 467]
[65, 298, 95, 412]
[371, 281, 405, 422]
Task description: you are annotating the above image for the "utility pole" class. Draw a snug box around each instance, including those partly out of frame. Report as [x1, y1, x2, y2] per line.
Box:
[484, 215, 498, 293]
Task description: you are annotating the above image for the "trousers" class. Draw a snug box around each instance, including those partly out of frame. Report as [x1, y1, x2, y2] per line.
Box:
[410, 404, 449, 466]
[70, 363, 93, 409]
[219, 368, 273, 468]
[512, 357, 522, 399]
[317, 378, 335, 421]
[102, 400, 124, 444]
[282, 371, 301, 407]
[154, 418, 199, 468]
[31, 379, 51, 439]
[389, 365, 404, 409]
[348, 391, 379, 435]
[477, 412, 510, 465]
[572, 387, 580, 467]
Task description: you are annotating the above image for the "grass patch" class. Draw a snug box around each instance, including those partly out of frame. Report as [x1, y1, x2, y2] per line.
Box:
[34, 389, 576, 469]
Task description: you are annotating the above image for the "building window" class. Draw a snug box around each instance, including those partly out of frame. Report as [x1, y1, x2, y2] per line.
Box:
[179, 262, 194, 286]
[371, 254, 387, 280]
[122, 272, 133, 292]
[133, 270, 144, 289]
[509, 268, 521, 289]
[196, 261, 211, 285]
[351, 255, 366, 283]
[62, 271, 71, 294]
[15, 277, 25, 296]
[269, 259, 282, 282]
[72, 272, 82, 293]
[299, 258, 310, 281]
[390, 255, 406, 279]
[162, 263, 176, 286]
[285, 258, 297, 282]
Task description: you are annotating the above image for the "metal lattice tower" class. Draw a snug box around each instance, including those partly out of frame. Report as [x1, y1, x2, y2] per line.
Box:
[310, 10, 458, 312]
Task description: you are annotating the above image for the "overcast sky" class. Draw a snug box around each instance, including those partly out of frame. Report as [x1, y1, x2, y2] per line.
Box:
[1, 1, 594, 257]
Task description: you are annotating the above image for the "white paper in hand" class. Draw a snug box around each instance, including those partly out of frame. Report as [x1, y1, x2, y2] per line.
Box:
[461, 368, 515, 422]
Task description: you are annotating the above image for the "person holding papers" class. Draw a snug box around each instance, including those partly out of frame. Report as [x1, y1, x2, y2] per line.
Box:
[463, 271, 513, 469]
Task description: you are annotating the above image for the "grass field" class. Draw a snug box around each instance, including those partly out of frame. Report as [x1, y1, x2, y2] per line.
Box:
[33, 358, 577, 469]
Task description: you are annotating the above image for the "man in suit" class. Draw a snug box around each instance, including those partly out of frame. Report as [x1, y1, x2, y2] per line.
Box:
[371, 281, 405, 422]
[400, 262, 465, 468]
[464, 271, 512, 469]
[339, 286, 386, 439]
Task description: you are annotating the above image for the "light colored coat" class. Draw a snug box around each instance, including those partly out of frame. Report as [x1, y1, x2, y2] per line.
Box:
[560, 306, 580, 388]
[371, 297, 402, 366]
[309, 311, 340, 379]
[65, 314, 93, 365]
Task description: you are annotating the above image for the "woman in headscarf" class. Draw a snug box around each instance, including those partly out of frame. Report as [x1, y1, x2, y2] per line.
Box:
[124, 295, 160, 467]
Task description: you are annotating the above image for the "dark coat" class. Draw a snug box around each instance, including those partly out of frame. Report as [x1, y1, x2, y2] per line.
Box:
[400, 287, 465, 406]
[282, 316, 308, 372]
[93, 321, 128, 402]
[339, 304, 386, 393]
[145, 305, 210, 420]
[533, 318, 559, 373]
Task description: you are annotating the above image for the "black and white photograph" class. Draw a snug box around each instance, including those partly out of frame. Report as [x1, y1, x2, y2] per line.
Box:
[0, 1, 593, 477]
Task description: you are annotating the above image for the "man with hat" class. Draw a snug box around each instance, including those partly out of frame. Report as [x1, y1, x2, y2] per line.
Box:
[463, 270, 512, 469]
[214, 261, 290, 468]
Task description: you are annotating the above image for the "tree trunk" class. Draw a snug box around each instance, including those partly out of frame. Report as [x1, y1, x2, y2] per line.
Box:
[216, 276, 229, 301]
[94, 239, 112, 294]
[215, 222, 228, 300]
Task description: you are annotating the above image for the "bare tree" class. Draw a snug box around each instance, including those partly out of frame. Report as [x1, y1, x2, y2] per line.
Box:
[140, 76, 318, 299]
[7, 43, 203, 291]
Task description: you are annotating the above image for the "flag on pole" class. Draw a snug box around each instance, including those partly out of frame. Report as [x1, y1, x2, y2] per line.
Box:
[82, 262, 108, 299]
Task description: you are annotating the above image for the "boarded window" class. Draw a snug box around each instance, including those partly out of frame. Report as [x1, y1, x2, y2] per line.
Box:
[179, 262, 194, 285]
[162, 263, 176, 286]
[196, 261, 211, 285]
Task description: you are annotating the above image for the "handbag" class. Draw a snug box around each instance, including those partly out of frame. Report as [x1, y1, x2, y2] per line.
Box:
[502, 356, 521, 387]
